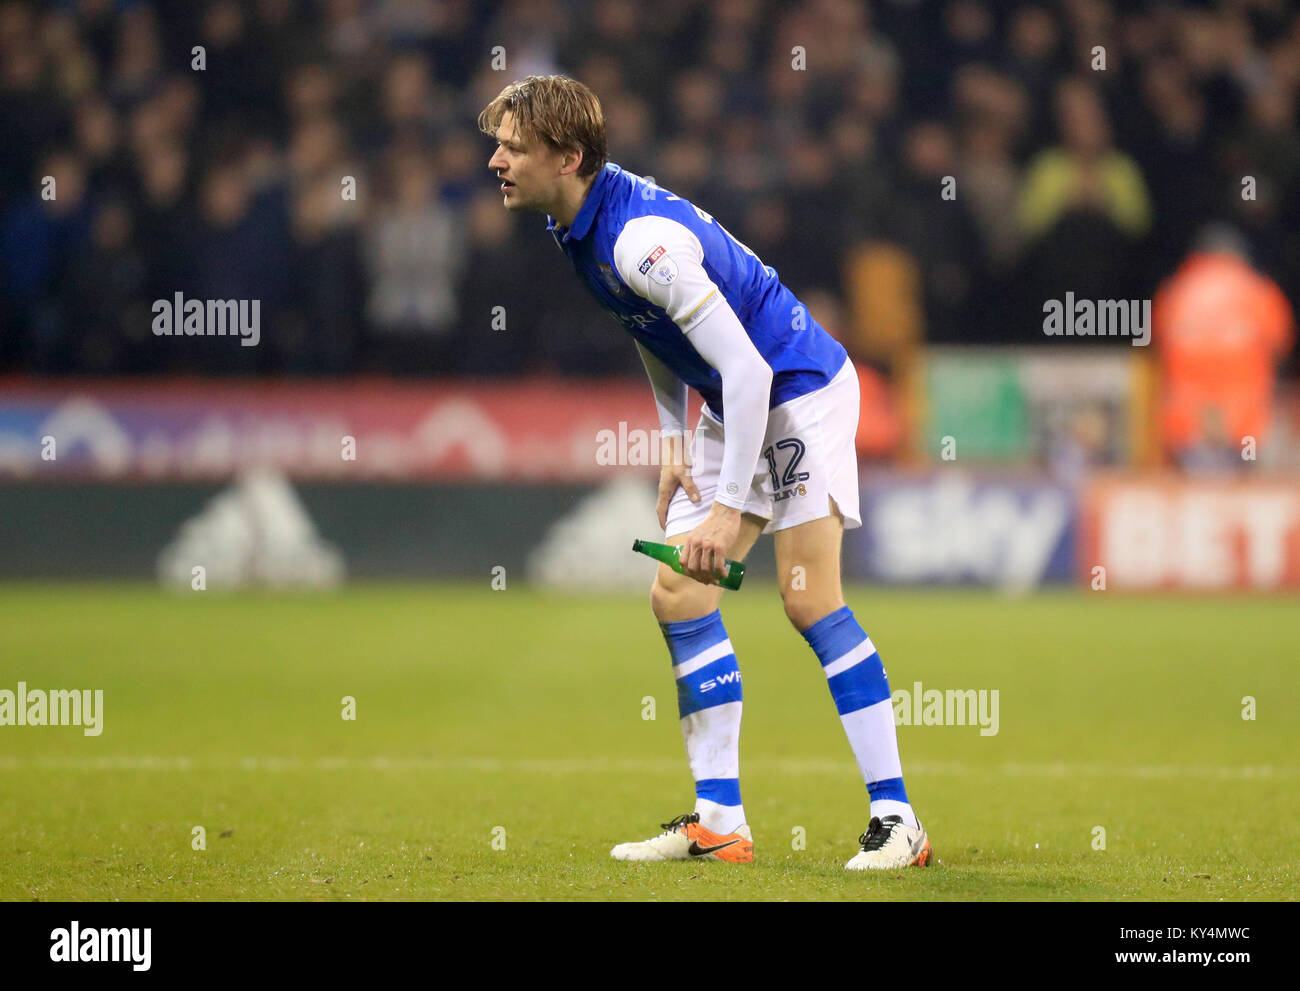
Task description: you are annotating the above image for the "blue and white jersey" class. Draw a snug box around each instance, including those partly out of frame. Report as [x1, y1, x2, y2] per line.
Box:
[546, 162, 847, 420]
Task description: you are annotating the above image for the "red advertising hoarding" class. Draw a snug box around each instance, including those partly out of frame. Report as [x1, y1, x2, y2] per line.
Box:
[1080, 475, 1300, 590]
[0, 377, 675, 481]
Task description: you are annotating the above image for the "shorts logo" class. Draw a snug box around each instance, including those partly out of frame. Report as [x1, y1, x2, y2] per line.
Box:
[726, 482, 740, 495]
[638, 245, 667, 275]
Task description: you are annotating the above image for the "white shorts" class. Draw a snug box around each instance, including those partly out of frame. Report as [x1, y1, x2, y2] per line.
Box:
[666, 357, 863, 537]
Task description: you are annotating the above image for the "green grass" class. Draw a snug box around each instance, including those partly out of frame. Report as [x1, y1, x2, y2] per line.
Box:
[0, 583, 1296, 901]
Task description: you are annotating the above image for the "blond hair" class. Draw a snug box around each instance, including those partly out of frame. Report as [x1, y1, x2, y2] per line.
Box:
[478, 75, 606, 178]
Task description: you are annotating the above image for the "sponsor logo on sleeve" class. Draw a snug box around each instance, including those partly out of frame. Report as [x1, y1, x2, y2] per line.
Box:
[638, 245, 667, 275]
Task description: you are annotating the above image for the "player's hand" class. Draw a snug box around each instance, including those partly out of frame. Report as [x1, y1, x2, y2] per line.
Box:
[657, 434, 700, 531]
[679, 503, 742, 585]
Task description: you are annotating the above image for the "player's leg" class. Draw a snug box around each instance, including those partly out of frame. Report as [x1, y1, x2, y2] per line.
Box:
[773, 503, 930, 869]
[768, 360, 932, 870]
[612, 413, 766, 863]
[776, 506, 902, 807]
[609, 517, 763, 863]
[649, 515, 764, 623]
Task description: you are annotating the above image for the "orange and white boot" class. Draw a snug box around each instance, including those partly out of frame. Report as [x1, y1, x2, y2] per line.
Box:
[611, 812, 753, 863]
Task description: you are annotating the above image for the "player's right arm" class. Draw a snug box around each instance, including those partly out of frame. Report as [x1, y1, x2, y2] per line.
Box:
[635, 340, 701, 530]
[615, 215, 773, 577]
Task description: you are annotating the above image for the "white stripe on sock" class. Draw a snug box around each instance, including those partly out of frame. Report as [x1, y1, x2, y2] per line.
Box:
[674, 638, 735, 679]
[822, 637, 876, 679]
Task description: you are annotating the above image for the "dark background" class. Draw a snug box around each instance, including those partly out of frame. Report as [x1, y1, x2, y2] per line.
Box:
[2, 0, 1297, 379]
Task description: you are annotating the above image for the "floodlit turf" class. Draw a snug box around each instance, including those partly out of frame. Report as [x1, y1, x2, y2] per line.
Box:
[0, 583, 1296, 901]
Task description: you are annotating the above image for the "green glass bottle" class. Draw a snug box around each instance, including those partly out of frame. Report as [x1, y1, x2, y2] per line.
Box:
[632, 539, 746, 590]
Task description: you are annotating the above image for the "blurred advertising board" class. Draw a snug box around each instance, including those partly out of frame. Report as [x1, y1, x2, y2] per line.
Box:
[922, 348, 1141, 466]
[1079, 475, 1300, 590]
[923, 351, 1027, 459]
[845, 471, 1077, 587]
[0, 378, 665, 481]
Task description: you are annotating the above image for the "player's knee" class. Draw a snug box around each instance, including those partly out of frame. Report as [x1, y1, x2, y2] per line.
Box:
[650, 566, 717, 624]
[780, 587, 842, 633]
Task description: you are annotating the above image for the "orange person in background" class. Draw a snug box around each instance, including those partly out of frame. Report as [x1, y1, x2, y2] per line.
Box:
[854, 362, 903, 459]
[1151, 224, 1294, 470]
[799, 288, 903, 459]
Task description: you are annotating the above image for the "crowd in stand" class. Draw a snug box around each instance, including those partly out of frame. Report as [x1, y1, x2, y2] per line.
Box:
[1, 0, 1297, 382]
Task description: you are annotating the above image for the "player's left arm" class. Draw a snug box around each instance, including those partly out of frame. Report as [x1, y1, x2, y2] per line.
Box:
[615, 217, 773, 582]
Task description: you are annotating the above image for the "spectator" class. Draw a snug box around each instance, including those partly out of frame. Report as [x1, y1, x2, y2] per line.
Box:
[182, 158, 291, 373]
[0, 151, 91, 372]
[69, 198, 149, 372]
[0, 0, 1295, 386]
[1017, 77, 1153, 328]
[881, 121, 984, 344]
[453, 188, 545, 376]
[362, 149, 462, 374]
[286, 172, 363, 374]
[1152, 224, 1295, 472]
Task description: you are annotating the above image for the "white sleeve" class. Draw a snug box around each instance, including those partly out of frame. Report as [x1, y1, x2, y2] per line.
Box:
[634, 340, 688, 437]
[612, 216, 725, 331]
[613, 217, 771, 510]
[684, 300, 773, 510]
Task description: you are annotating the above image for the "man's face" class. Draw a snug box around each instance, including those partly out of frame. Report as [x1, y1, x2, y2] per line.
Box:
[487, 111, 563, 213]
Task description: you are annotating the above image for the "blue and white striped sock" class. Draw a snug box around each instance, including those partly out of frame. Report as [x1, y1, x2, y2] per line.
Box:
[659, 610, 746, 835]
[801, 606, 917, 827]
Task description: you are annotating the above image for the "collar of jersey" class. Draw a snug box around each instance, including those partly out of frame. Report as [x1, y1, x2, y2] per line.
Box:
[546, 162, 620, 243]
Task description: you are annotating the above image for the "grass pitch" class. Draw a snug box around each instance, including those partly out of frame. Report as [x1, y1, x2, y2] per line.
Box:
[0, 583, 1296, 901]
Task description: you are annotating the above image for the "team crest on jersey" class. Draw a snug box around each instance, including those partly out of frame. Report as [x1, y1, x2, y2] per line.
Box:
[650, 256, 678, 286]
